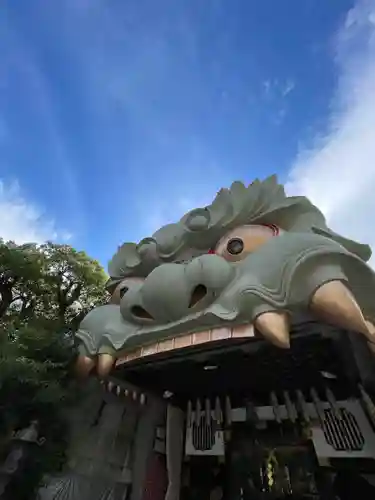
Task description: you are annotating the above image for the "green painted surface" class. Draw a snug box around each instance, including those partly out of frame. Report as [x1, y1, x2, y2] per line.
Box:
[75, 176, 375, 357]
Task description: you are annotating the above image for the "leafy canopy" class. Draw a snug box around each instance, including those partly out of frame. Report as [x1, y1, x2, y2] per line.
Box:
[0, 239, 108, 498]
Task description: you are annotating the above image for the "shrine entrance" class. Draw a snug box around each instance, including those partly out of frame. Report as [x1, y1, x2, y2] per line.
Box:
[181, 456, 225, 500]
[181, 423, 322, 500]
[226, 424, 322, 499]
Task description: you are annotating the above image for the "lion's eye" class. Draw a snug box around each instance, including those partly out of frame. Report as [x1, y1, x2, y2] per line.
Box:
[227, 238, 244, 255]
[215, 224, 279, 262]
[110, 278, 144, 304]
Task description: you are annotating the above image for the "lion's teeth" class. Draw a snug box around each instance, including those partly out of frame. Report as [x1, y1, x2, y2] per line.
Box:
[231, 324, 254, 338]
[211, 327, 231, 340]
[141, 344, 158, 356]
[310, 280, 369, 338]
[117, 323, 258, 366]
[255, 311, 290, 348]
[192, 330, 211, 344]
[174, 334, 192, 348]
[157, 338, 175, 352]
[97, 353, 115, 377]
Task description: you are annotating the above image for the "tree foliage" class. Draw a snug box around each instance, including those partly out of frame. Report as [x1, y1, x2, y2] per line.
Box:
[0, 241, 43, 318]
[0, 239, 108, 498]
[0, 239, 108, 326]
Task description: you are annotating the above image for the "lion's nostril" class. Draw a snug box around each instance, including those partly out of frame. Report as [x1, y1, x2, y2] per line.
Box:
[189, 284, 208, 308]
[131, 305, 154, 320]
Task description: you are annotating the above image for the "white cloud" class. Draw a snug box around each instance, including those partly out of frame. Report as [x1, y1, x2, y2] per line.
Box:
[0, 13, 84, 240]
[262, 78, 295, 99]
[0, 180, 70, 244]
[286, 0, 375, 268]
[263, 79, 272, 96]
[282, 79, 295, 97]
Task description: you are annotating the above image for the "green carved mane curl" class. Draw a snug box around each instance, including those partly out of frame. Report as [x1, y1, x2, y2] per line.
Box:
[107, 175, 371, 292]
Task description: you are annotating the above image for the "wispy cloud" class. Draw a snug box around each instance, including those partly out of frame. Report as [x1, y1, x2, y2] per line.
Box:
[286, 0, 375, 267]
[263, 79, 273, 97]
[282, 79, 295, 97]
[262, 78, 295, 99]
[133, 162, 233, 240]
[0, 8, 83, 242]
[26, 1, 221, 242]
[0, 180, 71, 244]
[262, 78, 294, 126]
[142, 195, 214, 237]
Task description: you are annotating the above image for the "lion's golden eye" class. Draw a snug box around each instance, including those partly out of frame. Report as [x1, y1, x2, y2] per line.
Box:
[215, 224, 279, 262]
[227, 238, 244, 255]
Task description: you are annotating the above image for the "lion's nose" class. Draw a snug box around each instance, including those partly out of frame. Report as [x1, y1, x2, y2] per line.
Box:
[129, 282, 209, 322]
[188, 284, 208, 308]
[120, 254, 234, 324]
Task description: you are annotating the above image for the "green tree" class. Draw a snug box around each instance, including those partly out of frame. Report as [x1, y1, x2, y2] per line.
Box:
[39, 242, 108, 328]
[1, 240, 109, 328]
[0, 239, 108, 498]
[0, 318, 77, 499]
[0, 240, 43, 319]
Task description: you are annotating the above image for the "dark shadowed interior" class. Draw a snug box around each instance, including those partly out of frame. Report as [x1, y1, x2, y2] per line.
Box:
[116, 320, 358, 408]
[112, 319, 375, 499]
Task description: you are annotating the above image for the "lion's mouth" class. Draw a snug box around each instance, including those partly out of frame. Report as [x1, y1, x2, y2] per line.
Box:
[75, 280, 375, 382]
[112, 328, 351, 411]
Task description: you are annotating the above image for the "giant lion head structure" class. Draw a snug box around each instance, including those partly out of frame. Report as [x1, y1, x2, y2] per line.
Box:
[74, 175, 375, 379]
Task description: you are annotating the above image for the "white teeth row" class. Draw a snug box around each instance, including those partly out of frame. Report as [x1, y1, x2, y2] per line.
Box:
[116, 324, 255, 367]
[102, 380, 146, 405]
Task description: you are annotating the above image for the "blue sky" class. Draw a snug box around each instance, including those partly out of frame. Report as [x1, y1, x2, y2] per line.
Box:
[1, 0, 375, 268]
